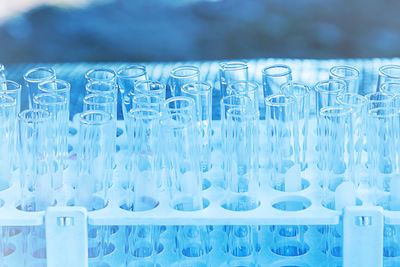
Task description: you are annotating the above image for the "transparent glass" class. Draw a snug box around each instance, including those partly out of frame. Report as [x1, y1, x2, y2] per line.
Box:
[165, 96, 196, 118]
[0, 64, 5, 82]
[132, 80, 166, 112]
[169, 65, 200, 97]
[85, 68, 116, 83]
[224, 225, 260, 265]
[117, 65, 147, 121]
[23, 67, 56, 108]
[132, 94, 164, 112]
[270, 224, 309, 258]
[161, 113, 203, 211]
[76, 111, 115, 211]
[329, 65, 360, 94]
[38, 79, 70, 113]
[85, 81, 117, 119]
[377, 65, 400, 91]
[18, 109, 54, 212]
[0, 95, 16, 191]
[265, 95, 300, 192]
[223, 107, 259, 211]
[125, 109, 161, 212]
[262, 64, 292, 97]
[126, 225, 161, 266]
[365, 91, 394, 110]
[281, 82, 310, 171]
[367, 107, 399, 196]
[314, 79, 346, 115]
[318, 107, 353, 195]
[219, 61, 248, 97]
[380, 82, 400, 107]
[83, 94, 115, 118]
[220, 95, 252, 189]
[182, 81, 212, 184]
[336, 93, 368, 188]
[33, 94, 68, 189]
[227, 81, 260, 115]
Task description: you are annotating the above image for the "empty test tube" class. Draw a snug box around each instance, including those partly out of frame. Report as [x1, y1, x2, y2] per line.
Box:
[76, 110, 115, 211]
[0, 95, 16, 191]
[365, 91, 394, 110]
[182, 82, 213, 184]
[281, 82, 310, 171]
[314, 79, 346, 115]
[329, 65, 360, 94]
[33, 94, 68, 190]
[380, 82, 400, 107]
[38, 79, 71, 112]
[227, 81, 260, 115]
[219, 61, 248, 97]
[85, 68, 116, 83]
[134, 80, 166, 100]
[83, 94, 115, 116]
[18, 109, 54, 212]
[262, 64, 292, 97]
[86, 81, 118, 119]
[377, 65, 400, 91]
[117, 65, 147, 121]
[165, 96, 196, 118]
[168, 65, 200, 97]
[23, 67, 56, 108]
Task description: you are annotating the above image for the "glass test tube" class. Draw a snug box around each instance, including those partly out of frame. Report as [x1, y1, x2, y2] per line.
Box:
[165, 96, 196, 118]
[38, 79, 71, 111]
[365, 91, 394, 110]
[125, 109, 162, 266]
[76, 110, 115, 211]
[168, 65, 200, 97]
[220, 95, 252, 189]
[23, 67, 56, 108]
[265, 95, 301, 192]
[134, 80, 166, 99]
[0, 80, 22, 171]
[85, 68, 116, 83]
[0, 95, 16, 191]
[223, 107, 259, 211]
[227, 81, 260, 115]
[132, 95, 163, 113]
[86, 81, 117, 119]
[117, 65, 147, 121]
[262, 64, 292, 97]
[329, 65, 360, 94]
[281, 82, 310, 171]
[18, 109, 54, 212]
[126, 109, 161, 211]
[314, 79, 347, 115]
[0, 64, 5, 81]
[380, 82, 400, 107]
[83, 94, 115, 115]
[182, 82, 212, 184]
[336, 93, 367, 189]
[219, 61, 248, 97]
[33, 94, 68, 190]
[377, 65, 400, 91]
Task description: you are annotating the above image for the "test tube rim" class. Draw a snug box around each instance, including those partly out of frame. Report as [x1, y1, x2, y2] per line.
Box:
[262, 64, 292, 77]
[379, 65, 400, 79]
[38, 79, 71, 94]
[165, 96, 195, 111]
[380, 82, 400, 95]
[365, 91, 394, 104]
[314, 79, 346, 95]
[170, 65, 200, 79]
[79, 110, 113, 125]
[128, 108, 161, 120]
[228, 80, 259, 94]
[319, 106, 352, 118]
[18, 109, 51, 123]
[280, 81, 310, 98]
[0, 80, 22, 93]
[329, 65, 360, 81]
[134, 80, 166, 96]
[336, 92, 367, 108]
[86, 81, 117, 95]
[368, 106, 399, 119]
[85, 68, 116, 82]
[181, 81, 212, 95]
[83, 94, 114, 106]
[23, 67, 56, 83]
[265, 94, 296, 107]
[33, 93, 67, 107]
[116, 64, 146, 79]
[219, 61, 248, 71]
[0, 94, 16, 108]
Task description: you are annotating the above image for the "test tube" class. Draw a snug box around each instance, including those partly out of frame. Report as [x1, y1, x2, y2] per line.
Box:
[227, 81, 260, 115]
[329, 65, 360, 94]
[132, 94, 163, 112]
[33, 94, 68, 190]
[168, 65, 200, 97]
[125, 109, 161, 211]
[262, 64, 292, 97]
[281, 82, 310, 171]
[380, 82, 400, 107]
[23, 67, 56, 108]
[220, 95, 252, 189]
[314, 79, 346, 115]
[0, 64, 5, 81]
[86, 81, 117, 119]
[38, 79, 71, 110]
[377, 65, 400, 91]
[85, 68, 116, 83]
[365, 91, 394, 110]
[125, 109, 162, 266]
[336, 93, 367, 189]
[0, 80, 22, 171]
[117, 65, 147, 121]
[219, 61, 248, 97]
[18, 109, 54, 212]
[165, 96, 196, 118]
[83, 94, 115, 115]
[182, 82, 212, 186]
[76, 110, 115, 210]
[223, 107, 259, 211]
[0, 95, 16, 191]
[134, 80, 166, 99]
[265, 95, 301, 192]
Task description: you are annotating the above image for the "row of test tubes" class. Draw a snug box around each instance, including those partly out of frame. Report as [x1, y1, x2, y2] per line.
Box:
[0, 62, 400, 266]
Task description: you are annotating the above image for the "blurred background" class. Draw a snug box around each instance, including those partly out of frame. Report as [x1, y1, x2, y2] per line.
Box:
[0, 0, 399, 64]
